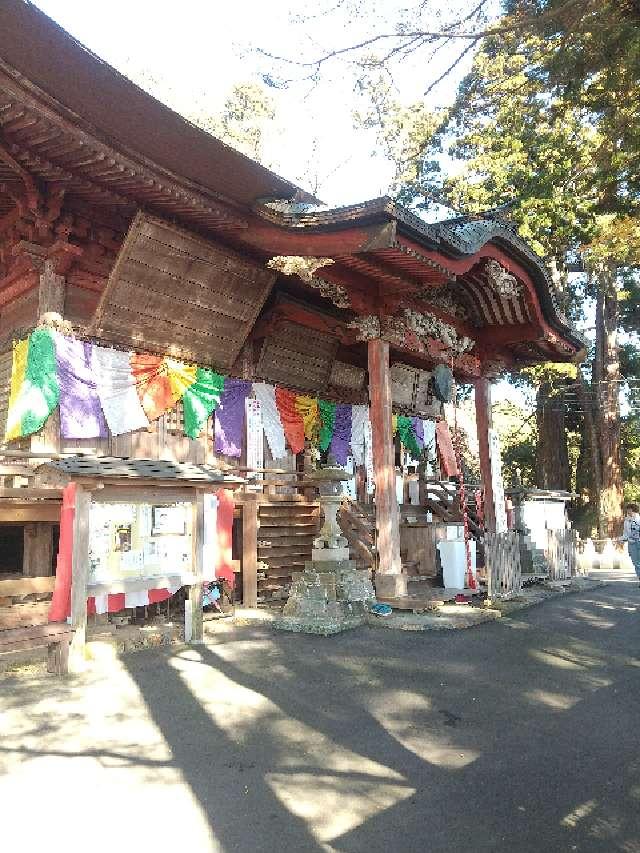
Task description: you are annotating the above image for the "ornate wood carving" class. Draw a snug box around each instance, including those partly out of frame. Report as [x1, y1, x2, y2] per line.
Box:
[267, 255, 351, 309]
[485, 258, 522, 298]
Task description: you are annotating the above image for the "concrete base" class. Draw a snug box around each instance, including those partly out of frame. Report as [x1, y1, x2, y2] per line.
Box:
[274, 613, 366, 636]
[375, 573, 409, 599]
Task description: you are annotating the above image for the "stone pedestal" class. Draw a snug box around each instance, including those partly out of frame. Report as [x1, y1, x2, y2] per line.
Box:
[275, 469, 375, 635]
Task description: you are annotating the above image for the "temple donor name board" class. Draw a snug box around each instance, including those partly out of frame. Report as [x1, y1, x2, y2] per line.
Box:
[91, 212, 276, 369]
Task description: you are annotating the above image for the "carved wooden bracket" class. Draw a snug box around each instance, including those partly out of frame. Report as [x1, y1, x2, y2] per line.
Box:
[0, 138, 40, 211]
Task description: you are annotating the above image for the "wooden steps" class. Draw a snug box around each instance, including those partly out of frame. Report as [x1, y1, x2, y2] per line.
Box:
[256, 499, 320, 603]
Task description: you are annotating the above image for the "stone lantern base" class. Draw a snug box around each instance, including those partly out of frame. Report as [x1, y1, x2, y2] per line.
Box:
[275, 541, 375, 636]
[275, 471, 376, 635]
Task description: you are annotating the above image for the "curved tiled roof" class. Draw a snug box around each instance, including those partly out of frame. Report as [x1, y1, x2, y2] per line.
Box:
[256, 197, 584, 355]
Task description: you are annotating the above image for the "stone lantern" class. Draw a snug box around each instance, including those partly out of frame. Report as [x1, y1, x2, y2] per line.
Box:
[275, 457, 376, 635]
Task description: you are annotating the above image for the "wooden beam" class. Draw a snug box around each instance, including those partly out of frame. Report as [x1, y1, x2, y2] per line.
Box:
[189, 490, 205, 643]
[242, 217, 396, 257]
[69, 485, 91, 667]
[476, 323, 541, 349]
[38, 258, 65, 316]
[242, 495, 258, 608]
[0, 575, 56, 596]
[475, 378, 496, 533]
[0, 503, 60, 522]
[0, 464, 36, 477]
[367, 338, 404, 596]
[0, 487, 62, 498]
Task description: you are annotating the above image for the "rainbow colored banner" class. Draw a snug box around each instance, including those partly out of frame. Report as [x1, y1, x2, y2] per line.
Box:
[4, 329, 439, 462]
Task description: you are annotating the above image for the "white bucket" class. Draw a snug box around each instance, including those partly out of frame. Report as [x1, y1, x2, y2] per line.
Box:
[438, 539, 477, 589]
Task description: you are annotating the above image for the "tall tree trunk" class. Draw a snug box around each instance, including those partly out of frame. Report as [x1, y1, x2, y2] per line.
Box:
[592, 260, 623, 538]
[536, 382, 571, 490]
[574, 371, 602, 534]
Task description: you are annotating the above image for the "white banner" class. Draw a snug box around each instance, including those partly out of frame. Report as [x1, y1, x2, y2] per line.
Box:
[365, 419, 375, 495]
[245, 397, 264, 479]
[342, 456, 357, 500]
[489, 428, 508, 533]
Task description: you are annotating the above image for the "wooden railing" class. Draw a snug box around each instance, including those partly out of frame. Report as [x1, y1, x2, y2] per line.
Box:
[339, 498, 376, 570]
[421, 480, 483, 535]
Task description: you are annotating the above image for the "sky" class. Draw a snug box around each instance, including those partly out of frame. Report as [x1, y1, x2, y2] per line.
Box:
[31, 0, 492, 207]
[31, 0, 527, 410]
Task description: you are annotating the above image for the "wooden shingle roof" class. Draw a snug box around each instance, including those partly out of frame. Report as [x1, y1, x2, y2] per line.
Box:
[40, 456, 244, 485]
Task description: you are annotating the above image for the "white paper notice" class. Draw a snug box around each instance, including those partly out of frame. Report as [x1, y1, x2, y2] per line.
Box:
[120, 549, 143, 575]
[246, 396, 264, 479]
[489, 428, 508, 533]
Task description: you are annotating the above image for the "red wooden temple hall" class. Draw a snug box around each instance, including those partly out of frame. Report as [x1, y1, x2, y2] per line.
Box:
[0, 1, 583, 607]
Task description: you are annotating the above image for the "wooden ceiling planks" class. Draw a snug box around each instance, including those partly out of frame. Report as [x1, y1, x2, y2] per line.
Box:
[90, 212, 276, 369]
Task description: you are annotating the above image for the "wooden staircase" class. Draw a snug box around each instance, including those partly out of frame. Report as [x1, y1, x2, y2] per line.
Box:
[253, 481, 483, 603]
[256, 496, 320, 604]
[421, 481, 483, 535]
[337, 480, 484, 574]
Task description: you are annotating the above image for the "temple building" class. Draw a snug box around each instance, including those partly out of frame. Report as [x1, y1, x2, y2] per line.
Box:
[0, 1, 583, 659]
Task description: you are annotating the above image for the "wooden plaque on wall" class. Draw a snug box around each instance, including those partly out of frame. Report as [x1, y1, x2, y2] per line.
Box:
[390, 363, 417, 408]
[90, 212, 276, 369]
[256, 319, 338, 392]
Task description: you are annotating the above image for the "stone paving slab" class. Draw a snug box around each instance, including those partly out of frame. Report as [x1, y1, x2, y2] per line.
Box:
[490, 577, 606, 617]
[366, 604, 502, 631]
[232, 577, 608, 634]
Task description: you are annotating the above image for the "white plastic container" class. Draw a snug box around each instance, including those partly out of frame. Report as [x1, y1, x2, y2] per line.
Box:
[437, 539, 477, 589]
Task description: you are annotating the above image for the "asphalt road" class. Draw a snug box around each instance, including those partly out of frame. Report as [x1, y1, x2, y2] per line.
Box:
[2, 572, 640, 852]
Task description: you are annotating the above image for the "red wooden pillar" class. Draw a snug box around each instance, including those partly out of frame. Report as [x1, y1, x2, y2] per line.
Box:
[367, 338, 405, 597]
[475, 377, 496, 532]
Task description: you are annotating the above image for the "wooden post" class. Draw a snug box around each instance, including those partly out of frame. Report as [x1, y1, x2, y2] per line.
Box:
[475, 377, 496, 533]
[69, 485, 91, 668]
[31, 260, 65, 456]
[189, 491, 205, 643]
[367, 338, 405, 598]
[22, 522, 54, 576]
[38, 260, 66, 317]
[242, 494, 258, 608]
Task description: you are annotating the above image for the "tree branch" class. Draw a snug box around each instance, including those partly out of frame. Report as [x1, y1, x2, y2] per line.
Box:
[257, 0, 590, 74]
[423, 40, 479, 97]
